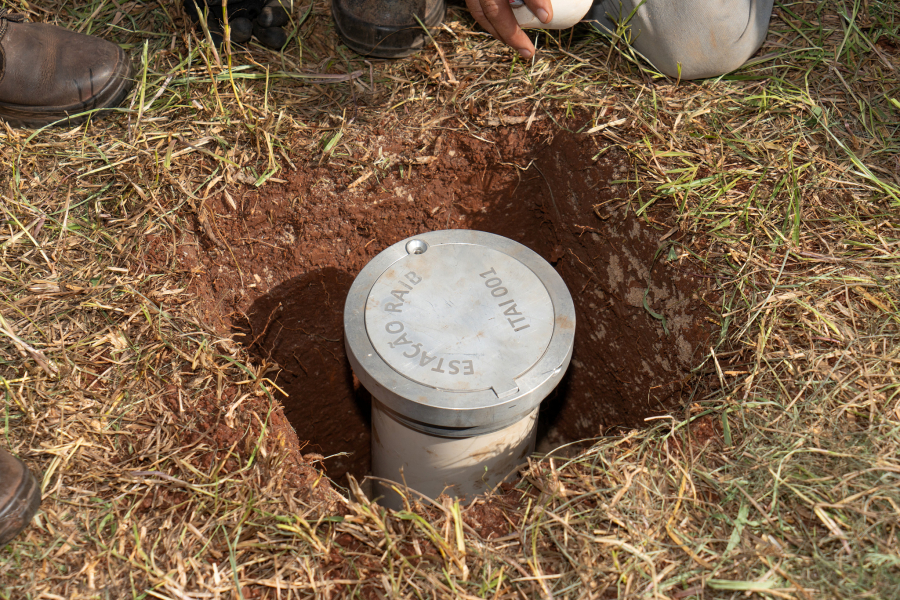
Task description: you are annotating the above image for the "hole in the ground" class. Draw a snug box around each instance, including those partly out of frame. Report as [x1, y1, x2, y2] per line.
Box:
[195, 119, 713, 487]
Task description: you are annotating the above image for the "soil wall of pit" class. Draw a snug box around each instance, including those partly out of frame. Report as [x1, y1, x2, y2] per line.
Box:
[179, 118, 713, 484]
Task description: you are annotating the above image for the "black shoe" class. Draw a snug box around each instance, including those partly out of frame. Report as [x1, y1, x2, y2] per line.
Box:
[0, 449, 41, 548]
[332, 0, 446, 58]
[184, 0, 291, 49]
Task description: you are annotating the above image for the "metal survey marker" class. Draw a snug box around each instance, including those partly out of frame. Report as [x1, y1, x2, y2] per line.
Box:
[344, 230, 576, 508]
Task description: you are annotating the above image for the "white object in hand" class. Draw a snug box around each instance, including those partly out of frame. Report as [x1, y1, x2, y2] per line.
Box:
[510, 0, 593, 29]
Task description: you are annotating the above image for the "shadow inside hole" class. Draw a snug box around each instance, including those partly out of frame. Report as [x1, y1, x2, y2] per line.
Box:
[464, 129, 711, 448]
[234, 268, 372, 483]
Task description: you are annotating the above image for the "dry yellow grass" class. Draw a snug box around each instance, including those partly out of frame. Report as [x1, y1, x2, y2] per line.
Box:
[1, 0, 898, 598]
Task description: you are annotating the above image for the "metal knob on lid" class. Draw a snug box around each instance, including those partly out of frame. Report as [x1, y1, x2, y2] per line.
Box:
[344, 230, 575, 508]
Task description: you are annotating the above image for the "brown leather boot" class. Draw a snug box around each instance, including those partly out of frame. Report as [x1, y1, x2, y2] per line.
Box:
[0, 8, 133, 128]
[0, 448, 41, 548]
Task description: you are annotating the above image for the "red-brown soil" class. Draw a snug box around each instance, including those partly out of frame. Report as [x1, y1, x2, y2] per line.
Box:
[177, 116, 713, 486]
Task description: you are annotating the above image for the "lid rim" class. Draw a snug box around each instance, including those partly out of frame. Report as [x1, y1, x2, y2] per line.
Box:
[344, 230, 576, 430]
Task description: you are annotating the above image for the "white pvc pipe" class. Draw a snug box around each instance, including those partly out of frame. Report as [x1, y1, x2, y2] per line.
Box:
[511, 0, 593, 29]
[371, 402, 538, 510]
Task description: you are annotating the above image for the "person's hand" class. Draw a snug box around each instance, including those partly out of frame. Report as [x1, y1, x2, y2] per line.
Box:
[465, 0, 553, 58]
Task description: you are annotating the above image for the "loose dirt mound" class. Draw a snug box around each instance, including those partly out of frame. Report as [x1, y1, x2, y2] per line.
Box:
[179, 118, 713, 485]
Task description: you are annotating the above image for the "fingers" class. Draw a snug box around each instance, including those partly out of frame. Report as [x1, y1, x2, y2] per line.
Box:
[465, 0, 500, 39]
[466, 0, 540, 59]
[522, 0, 553, 26]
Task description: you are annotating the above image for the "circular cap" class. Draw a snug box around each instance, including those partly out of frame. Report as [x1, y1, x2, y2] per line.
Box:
[366, 243, 555, 394]
[345, 230, 575, 435]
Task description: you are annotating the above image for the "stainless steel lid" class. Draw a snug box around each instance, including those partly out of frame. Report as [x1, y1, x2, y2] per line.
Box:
[344, 230, 575, 434]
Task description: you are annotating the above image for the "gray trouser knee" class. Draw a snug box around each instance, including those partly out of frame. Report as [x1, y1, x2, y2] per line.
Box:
[587, 0, 774, 79]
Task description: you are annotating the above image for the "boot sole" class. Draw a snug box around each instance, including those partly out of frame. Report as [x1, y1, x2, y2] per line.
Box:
[0, 48, 134, 129]
[333, 0, 446, 58]
[0, 461, 41, 548]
